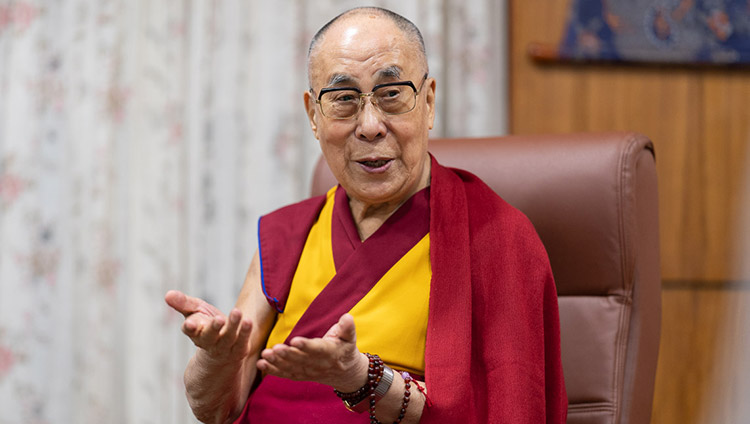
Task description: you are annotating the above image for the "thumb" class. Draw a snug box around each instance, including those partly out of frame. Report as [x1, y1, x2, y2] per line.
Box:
[164, 290, 188, 311]
[325, 313, 357, 343]
[165, 290, 212, 318]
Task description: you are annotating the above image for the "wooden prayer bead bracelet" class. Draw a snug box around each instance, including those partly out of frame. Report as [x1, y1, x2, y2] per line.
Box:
[333, 353, 412, 424]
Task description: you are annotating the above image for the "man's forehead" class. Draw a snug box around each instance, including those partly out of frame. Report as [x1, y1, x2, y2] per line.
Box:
[308, 13, 426, 88]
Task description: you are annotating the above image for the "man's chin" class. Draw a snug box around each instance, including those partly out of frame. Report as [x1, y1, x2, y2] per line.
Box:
[344, 181, 402, 205]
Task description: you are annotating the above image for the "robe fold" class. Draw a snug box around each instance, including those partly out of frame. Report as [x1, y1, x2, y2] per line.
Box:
[235, 156, 567, 423]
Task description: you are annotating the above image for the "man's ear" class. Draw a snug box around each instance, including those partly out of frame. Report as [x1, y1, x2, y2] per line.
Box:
[303, 91, 319, 139]
[425, 78, 436, 130]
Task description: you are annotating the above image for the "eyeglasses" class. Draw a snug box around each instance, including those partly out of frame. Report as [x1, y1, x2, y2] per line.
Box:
[313, 73, 428, 120]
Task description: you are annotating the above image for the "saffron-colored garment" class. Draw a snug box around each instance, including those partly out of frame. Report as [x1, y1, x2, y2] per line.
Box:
[235, 156, 567, 423]
[265, 185, 431, 375]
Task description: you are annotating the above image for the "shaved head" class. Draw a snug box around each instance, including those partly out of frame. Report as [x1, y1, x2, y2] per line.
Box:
[307, 7, 428, 87]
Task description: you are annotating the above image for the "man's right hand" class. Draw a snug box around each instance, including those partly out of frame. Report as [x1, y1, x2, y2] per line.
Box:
[165, 290, 254, 364]
[164, 251, 273, 423]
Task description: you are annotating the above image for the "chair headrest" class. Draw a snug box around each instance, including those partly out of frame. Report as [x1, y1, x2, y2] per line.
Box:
[311, 132, 657, 296]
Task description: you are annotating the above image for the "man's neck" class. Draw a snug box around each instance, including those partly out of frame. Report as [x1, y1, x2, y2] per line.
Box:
[348, 197, 406, 241]
[348, 159, 432, 241]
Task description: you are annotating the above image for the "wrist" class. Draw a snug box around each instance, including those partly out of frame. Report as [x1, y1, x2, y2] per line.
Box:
[193, 348, 246, 372]
[332, 351, 369, 393]
[334, 353, 394, 414]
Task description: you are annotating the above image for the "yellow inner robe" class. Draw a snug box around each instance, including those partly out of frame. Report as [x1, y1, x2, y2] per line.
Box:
[265, 187, 431, 375]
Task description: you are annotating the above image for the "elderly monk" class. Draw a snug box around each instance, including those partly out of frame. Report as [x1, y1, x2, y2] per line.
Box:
[165, 6, 567, 424]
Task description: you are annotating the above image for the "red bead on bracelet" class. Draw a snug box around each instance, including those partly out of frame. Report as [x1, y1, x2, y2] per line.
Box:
[392, 374, 411, 423]
[367, 354, 385, 422]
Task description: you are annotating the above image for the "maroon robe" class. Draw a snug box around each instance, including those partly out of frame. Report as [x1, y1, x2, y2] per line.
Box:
[235, 156, 567, 423]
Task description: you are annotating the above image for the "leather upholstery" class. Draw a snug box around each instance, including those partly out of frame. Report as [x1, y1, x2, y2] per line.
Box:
[310, 132, 662, 424]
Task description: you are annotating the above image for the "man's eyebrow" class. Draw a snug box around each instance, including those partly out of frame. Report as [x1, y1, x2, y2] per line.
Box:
[326, 73, 357, 86]
[375, 66, 402, 80]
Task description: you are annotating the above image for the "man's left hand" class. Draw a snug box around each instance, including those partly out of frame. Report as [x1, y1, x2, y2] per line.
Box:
[256, 313, 369, 392]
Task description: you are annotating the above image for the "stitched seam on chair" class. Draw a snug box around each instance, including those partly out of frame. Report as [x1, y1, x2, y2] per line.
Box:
[556, 293, 629, 300]
[569, 401, 614, 407]
[614, 135, 627, 423]
[613, 133, 647, 423]
[608, 134, 631, 424]
[620, 133, 646, 295]
[614, 134, 628, 300]
[618, 132, 640, 294]
[567, 401, 617, 412]
[620, 133, 632, 422]
[615, 297, 632, 424]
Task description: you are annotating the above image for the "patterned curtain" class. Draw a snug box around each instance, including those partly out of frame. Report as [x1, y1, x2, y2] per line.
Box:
[0, 1, 507, 423]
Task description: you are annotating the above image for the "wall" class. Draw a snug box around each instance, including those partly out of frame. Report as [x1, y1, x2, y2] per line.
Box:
[509, 1, 750, 423]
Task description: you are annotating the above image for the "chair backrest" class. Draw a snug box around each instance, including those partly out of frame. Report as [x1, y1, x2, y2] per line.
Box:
[310, 132, 662, 424]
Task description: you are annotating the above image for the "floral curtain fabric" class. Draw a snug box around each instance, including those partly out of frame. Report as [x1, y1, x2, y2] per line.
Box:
[0, 1, 507, 423]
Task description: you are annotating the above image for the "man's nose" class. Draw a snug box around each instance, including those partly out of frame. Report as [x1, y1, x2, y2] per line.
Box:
[355, 97, 386, 142]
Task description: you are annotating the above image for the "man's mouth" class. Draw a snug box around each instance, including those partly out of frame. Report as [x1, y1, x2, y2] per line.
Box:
[358, 159, 391, 168]
[356, 158, 393, 173]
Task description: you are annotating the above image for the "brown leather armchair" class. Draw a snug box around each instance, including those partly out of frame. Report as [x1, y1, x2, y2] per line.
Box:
[310, 132, 662, 424]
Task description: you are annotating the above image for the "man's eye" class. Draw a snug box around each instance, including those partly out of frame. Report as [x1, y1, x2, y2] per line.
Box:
[376, 88, 404, 102]
[332, 93, 358, 102]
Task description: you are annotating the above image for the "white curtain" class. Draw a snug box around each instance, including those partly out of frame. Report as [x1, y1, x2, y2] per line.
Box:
[0, 1, 507, 423]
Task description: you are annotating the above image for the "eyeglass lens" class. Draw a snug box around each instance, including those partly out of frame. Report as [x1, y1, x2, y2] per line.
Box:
[321, 84, 416, 118]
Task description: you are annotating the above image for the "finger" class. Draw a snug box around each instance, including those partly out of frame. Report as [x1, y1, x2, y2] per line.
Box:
[257, 355, 305, 381]
[264, 343, 299, 359]
[203, 315, 226, 345]
[257, 358, 286, 378]
[272, 343, 307, 361]
[260, 347, 279, 363]
[289, 336, 329, 356]
[290, 334, 350, 362]
[232, 318, 253, 354]
[288, 336, 307, 350]
[181, 311, 212, 337]
[262, 344, 307, 368]
[184, 314, 225, 347]
[276, 344, 332, 372]
[256, 358, 270, 372]
[215, 309, 243, 350]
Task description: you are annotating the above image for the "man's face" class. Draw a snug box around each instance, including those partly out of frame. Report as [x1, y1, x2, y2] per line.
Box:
[304, 15, 436, 207]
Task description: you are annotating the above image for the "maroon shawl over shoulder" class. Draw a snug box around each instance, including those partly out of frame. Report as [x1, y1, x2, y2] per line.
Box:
[241, 156, 567, 423]
[421, 157, 567, 423]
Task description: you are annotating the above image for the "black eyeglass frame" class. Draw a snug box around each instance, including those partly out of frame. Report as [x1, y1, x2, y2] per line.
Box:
[312, 73, 429, 119]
